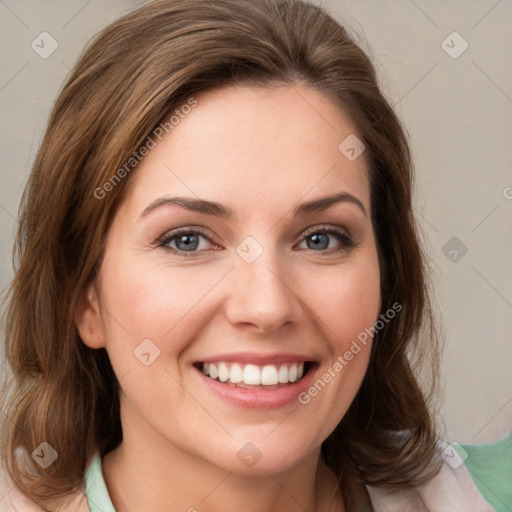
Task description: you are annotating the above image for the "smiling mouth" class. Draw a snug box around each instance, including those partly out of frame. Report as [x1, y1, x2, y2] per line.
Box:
[194, 361, 314, 389]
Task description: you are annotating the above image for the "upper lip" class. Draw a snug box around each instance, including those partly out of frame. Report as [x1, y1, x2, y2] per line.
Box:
[195, 352, 317, 365]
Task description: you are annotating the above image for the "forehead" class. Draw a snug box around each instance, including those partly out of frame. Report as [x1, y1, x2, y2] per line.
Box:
[121, 83, 370, 220]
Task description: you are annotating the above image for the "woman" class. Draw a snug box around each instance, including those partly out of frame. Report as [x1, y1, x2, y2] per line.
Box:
[0, 0, 510, 511]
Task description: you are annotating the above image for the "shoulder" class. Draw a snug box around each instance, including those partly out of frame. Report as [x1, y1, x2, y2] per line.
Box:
[366, 433, 512, 512]
[0, 466, 89, 512]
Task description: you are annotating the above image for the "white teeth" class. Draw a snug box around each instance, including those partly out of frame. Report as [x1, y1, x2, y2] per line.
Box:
[278, 364, 288, 383]
[200, 361, 307, 386]
[218, 362, 229, 382]
[288, 363, 298, 382]
[209, 363, 218, 380]
[243, 364, 261, 385]
[261, 365, 278, 385]
[230, 363, 243, 383]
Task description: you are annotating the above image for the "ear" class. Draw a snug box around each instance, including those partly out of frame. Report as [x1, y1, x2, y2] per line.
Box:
[74, 282, 106, 349]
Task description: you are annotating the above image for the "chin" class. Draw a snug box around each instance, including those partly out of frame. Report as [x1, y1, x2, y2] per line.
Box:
[197, 431, 322, 477]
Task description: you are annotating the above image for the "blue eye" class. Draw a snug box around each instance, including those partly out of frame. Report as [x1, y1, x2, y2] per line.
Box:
[298, 227, 354, 252]
[171, 233, 200, 251]
[159, 227, 215, 256]
[158, 225, 355, 257]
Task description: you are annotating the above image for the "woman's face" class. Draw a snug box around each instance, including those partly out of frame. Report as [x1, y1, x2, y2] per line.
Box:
[78, 83, 381, 475]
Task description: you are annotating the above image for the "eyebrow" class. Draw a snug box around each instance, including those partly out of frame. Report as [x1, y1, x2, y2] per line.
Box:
[140, 192, 367, 219]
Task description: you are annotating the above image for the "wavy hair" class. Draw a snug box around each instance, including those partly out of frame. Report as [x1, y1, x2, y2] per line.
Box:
[0, 0, 443, 510]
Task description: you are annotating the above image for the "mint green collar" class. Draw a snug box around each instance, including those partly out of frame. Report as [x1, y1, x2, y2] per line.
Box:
[459, 431, 512, 512]
[85, 452, 116, 512]
[84, 434, 512, 512]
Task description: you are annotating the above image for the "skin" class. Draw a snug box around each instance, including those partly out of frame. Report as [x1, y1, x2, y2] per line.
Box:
[75, 82, 381, 512]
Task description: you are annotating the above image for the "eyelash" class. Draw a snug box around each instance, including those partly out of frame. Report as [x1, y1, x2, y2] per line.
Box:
[157, 225, 356, 258]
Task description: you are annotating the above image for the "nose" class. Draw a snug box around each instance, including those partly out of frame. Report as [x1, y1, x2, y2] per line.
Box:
[223, 246, 303, 334]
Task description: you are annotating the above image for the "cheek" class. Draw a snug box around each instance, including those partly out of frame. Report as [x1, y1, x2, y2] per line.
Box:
[98, 253, 226, 356]
[304, 257, 381, 352]
[291, 255, 380, 437]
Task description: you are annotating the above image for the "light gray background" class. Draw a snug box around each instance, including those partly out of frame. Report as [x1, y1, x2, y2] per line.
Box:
[0, 0, 511, 445]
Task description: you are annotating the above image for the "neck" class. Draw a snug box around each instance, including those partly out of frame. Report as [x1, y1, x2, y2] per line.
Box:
[102, 422, 345, 512]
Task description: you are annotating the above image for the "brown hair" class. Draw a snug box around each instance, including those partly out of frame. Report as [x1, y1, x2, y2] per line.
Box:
[0, 0, 443, 509]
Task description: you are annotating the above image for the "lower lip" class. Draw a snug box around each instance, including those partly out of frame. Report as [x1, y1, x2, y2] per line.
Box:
[195, 366, 317, 409]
